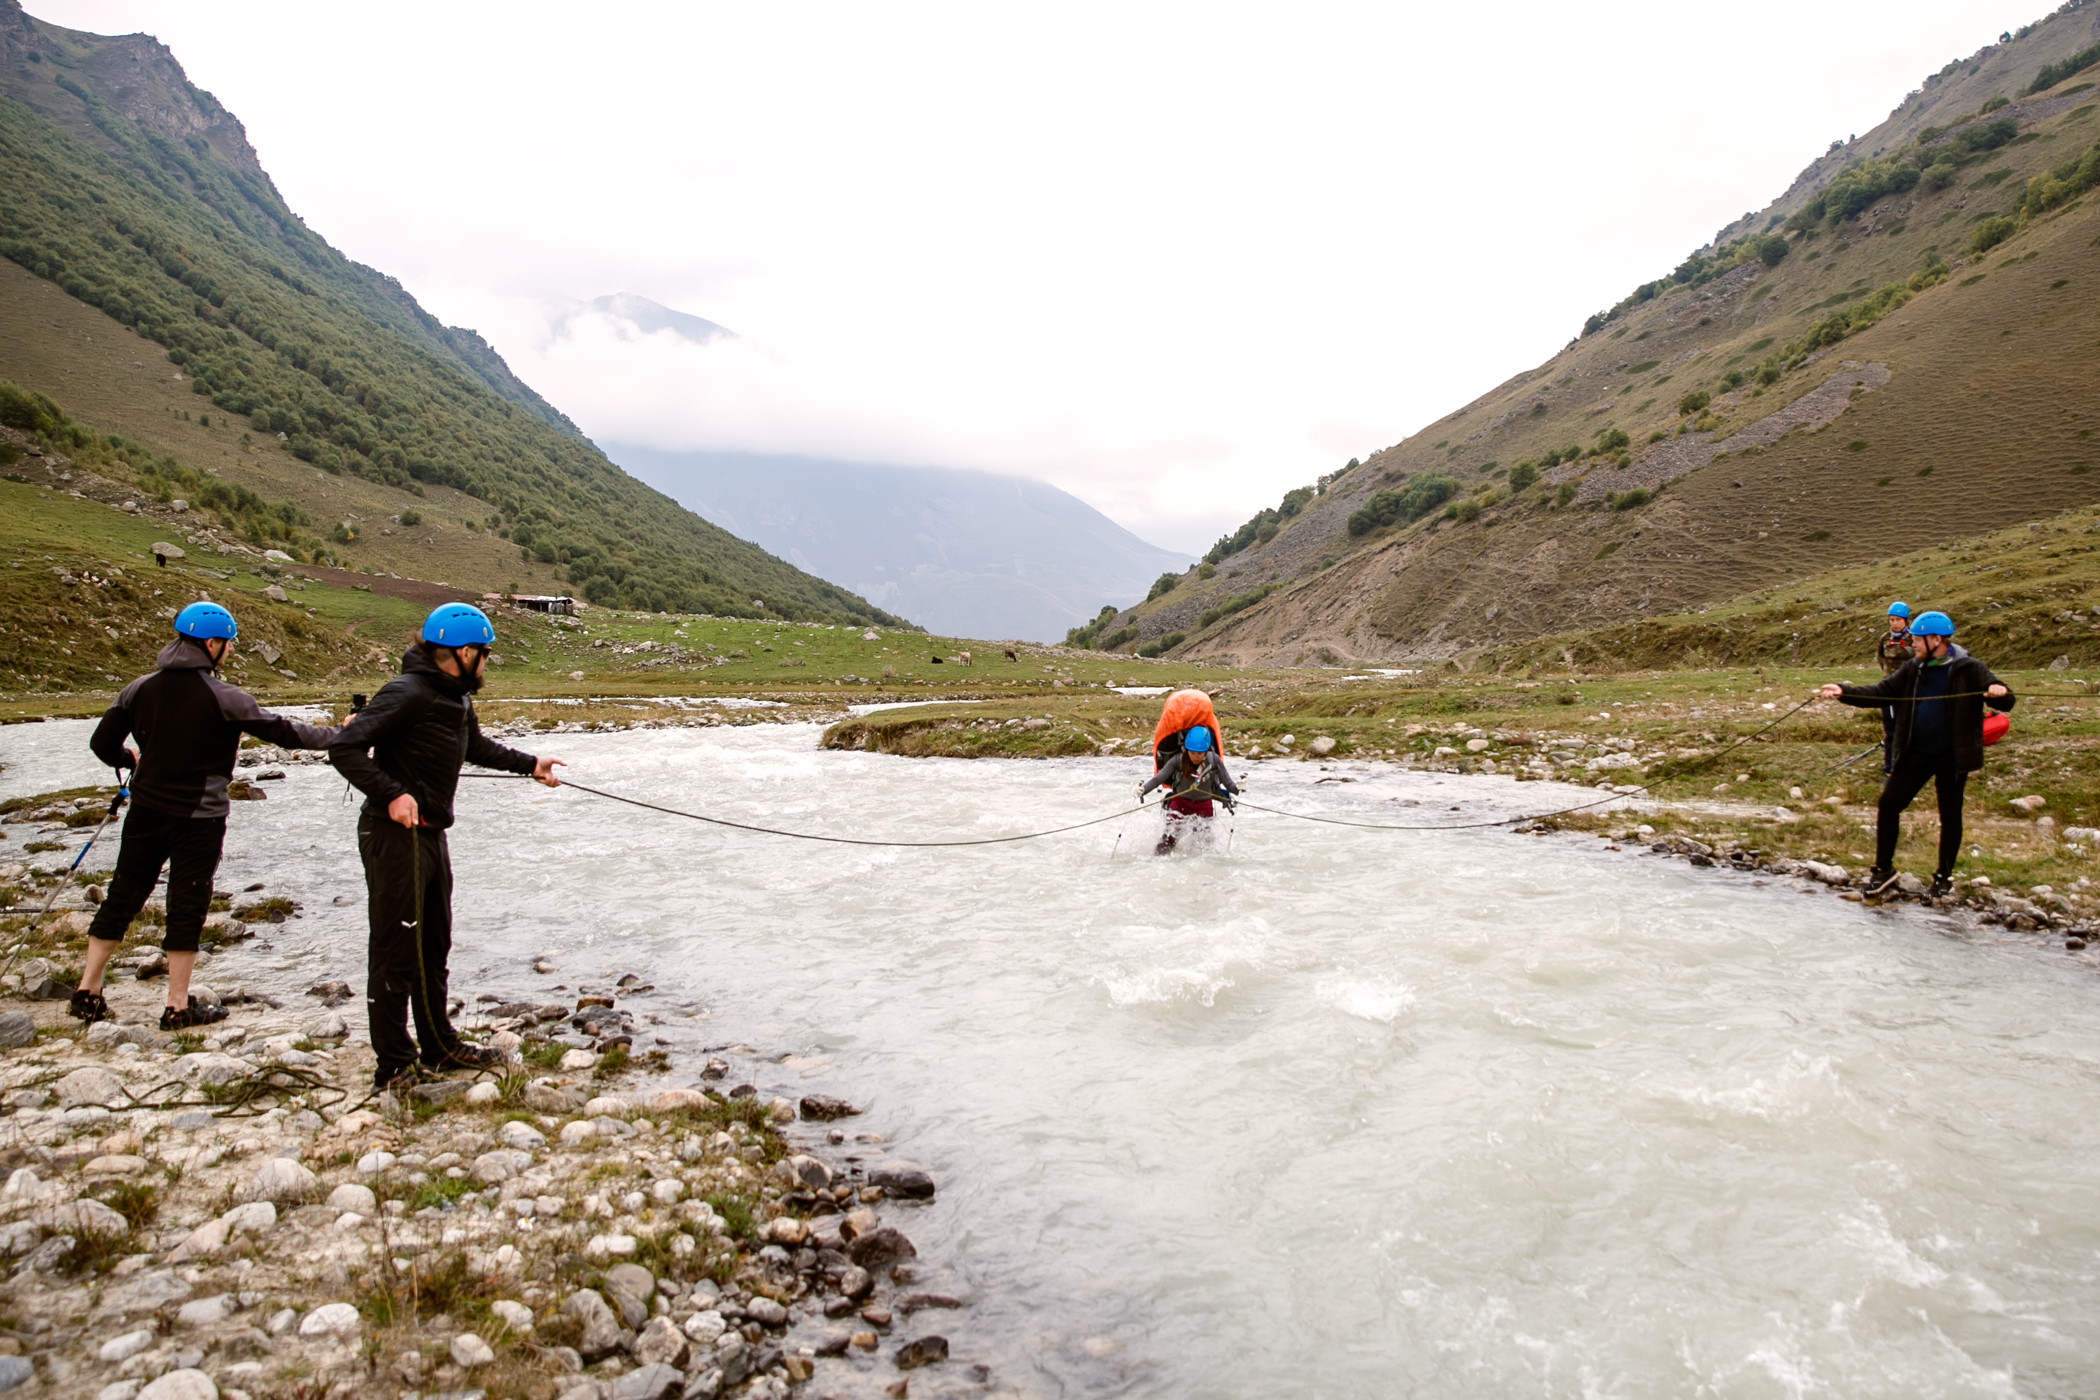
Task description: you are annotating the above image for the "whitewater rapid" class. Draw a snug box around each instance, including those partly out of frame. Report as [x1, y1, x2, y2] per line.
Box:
[6, 717, 2100, 1397]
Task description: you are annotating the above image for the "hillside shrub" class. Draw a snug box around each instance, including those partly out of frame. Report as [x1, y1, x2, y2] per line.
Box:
[1593, 427, 1631, 455]
[1255, 522, 1279, 546]
[1442, 498, 1483, 523]
[1921, 160, 1959, 191]
[1756, 233, 1790, 266]
[1755, 357, 1782, 386]
[1198, 585, 1278, 629]
[1506, 461, 1539, 492]
[1137, 632, 1185, 658]
[1607, 488, 1650, 510]
[1064, 604, 1120, 648]
[1788, 157, 1920, 230]
[1555, 483, 1578, 506]
[0, 380, 75, 440]
[1099, 626, 1138, 650]
[1677, 390, 1710, 416]
[1718, 369, 1745, 392]
[1969, 215, 2019, 255]
[2016, 139, 2100, 217]
[1146, 572, 1181, 602]
[1346, 474, 1458, 535]
[1279, 486, 1315, 517]
[2027, 39, 2100, 95]
[1782, 279, 1914, 363]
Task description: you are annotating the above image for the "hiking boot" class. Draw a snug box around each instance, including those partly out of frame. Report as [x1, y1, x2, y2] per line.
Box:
[377, 1063, 440, 1094]
[67, 988, 115, 1024]
[423, 1042, 505, 1072]
[159, 998, 228, 1031]
[1929, 872, 1954, 899]
[1863, 868, 1900, 897]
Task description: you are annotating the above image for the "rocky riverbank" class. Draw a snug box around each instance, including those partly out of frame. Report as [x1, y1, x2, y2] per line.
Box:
[0, 960, 975, 1400]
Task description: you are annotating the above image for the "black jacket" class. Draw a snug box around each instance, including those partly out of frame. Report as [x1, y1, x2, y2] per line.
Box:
[1837, 652, 2014, 773]
[90, 639, 339, 819]
[328, 647, 536, 830]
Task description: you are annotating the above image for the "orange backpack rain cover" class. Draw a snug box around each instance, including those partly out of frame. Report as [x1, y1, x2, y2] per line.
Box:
[1151, 689, 1221, 759]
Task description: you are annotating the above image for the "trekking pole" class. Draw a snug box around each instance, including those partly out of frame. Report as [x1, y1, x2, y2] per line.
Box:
[0, 765, 129, 979]
[1828, 741, 1885, 773]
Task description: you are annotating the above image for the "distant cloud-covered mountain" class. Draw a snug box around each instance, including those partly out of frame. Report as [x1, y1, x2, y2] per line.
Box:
[555, 293, 734, 347]
[604, 446, 1193, 642]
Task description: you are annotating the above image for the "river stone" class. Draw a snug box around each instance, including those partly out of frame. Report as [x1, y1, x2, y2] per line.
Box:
[56, 1066, 125, 1107]
[0, 1012, 33, 1049]
[609, 1362, 684, 1400]
[782, 1155, 831, 1191]
[450, 1332, 496, 1367]
[410, 1079, 470, 1105]
[175, 1053, 250, 1087]
[326, 1183, 377, 1215]
[525, 1084, 585, 1114]
[99, 1269, 192, 1313]
[582, 1094, 629, 1116]
[298, 1302, 361, 1337]
[869, 1165, 936, 1199]
[745, 1296, 788, 1328]
[846, 1226, 917, 1270]
[895, 1334, 949, 1369]
[648, 1088, 708, 1112]
[799, 1094, 859, 1120]
[559, 1121, 596, 1146]
[561, 1288, 622, 1357]
[356, 1150, 397, 1175]
[559, 1048, 598, 1071]
[137, 1371, 218, 1400]
[761, 1216, 806, 1246]
[84, 1154, 148, 1177]
[465, 1082, 501, 1105]
[238, 1157, 316, 1203]
[301, 1011, 349, 1040]
[682, 1309, 727, 1343]
[473, 1149, 534, 1183]
[101, 1327, 156, 1362]
[838, 1265, 872, 1299]
[222, 1201, 277, 1236]
[39, 1197, 128, 1235]
[491, 1299, 534, 1333]
[631, 1314, 688, 1367]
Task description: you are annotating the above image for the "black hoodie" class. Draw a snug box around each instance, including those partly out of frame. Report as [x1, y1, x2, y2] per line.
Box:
[90, 637, 339, 819]
[328, 646, 537, 830]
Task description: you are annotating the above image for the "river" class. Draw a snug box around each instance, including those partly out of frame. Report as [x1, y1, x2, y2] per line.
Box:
[6, 716, 2100, 1397]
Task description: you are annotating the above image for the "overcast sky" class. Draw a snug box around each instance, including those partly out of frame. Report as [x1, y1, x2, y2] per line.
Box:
[39, 1, 2048, 552]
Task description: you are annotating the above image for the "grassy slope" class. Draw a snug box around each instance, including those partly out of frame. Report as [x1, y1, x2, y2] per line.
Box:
[0, 3, 895, 625]
[1087, 14, 2100, 666]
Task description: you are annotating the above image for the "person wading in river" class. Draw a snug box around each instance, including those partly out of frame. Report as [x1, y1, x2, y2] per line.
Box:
[329, 603, 564, 1091]
[1875, 601, 1912, 774]
[1820, 610, 2013, 899]
[1140, 689, 1238, 855]
[75, 601, 339, 1029]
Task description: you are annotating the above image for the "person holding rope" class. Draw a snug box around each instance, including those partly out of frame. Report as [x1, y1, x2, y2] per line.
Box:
[1140, 689, 1238, 855]
[1819, 610, 2013, 898]
[73, 601, 340, 1030]
[329, 603, 564, 1091]
[1875, 601, 1911, 773]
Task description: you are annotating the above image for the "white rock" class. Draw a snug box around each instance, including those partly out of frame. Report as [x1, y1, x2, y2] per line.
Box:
[1309, 736, 1337, 755]
[683, 1309, 727, 1343]
[169, 1218, 232, 1261]
[465, 1082, 501, 1105]
[239, 1157, 317, 1204]
[99, 1380, 145, 1400]
[559, 1120, 597, 1146]
[177, 1293, 236, 1326]
[491, 1298, 534, 1334]
[499, 1120, 547, 1150]
[174, 1053, 250, 1087]
[450, 1332, 496, 1367]
[583, 1095, 629, 1117]
[55, 1066, 126, 1107]
[38, 1197, 129, 1235]
[1800, 861, 1850, 886]
[138, 1371, 219, 1400]
[298, 1301, 361, 1337]
[327, 1183, 377, 1214]
[650, 1178, 685, 1204]
[356, 1150, 398, 1175]
[586, 1233, 638, 1258]
[100, 1328, 156, 1362]
[222, 1200, 278, 1236]
[560, 1048, 599, 1071]
[302, 1011, 349, 1040]
[473, 1149, 534, 1183]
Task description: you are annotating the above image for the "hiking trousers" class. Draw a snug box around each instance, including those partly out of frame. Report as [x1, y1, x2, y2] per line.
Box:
[84, 807, 224, 953]
[356, 811, 463, 1082]
[1876, 746, 1967, 876]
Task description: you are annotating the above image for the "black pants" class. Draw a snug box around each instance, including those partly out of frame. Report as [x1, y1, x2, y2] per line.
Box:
[1880, 707, 1896, 774]
[85, 807, 224, 953]
[356, 811, 462, 1082]
[1876, 746, 1967, 875]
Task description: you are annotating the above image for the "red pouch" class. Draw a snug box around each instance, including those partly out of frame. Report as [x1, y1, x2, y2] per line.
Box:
[1983, 711, 2011, 746]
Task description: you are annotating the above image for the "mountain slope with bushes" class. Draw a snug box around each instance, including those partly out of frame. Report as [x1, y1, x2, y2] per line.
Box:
[0, 0, 897, 625]
[1077, 1, 2100, 667]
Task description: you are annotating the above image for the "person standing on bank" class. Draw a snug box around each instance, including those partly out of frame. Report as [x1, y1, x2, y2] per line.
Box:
[74, 601, 339, 1029]
[329, 603, 563, 1090]
[1820, 610, 2013, 899]
[1875, 601, 1912, 773]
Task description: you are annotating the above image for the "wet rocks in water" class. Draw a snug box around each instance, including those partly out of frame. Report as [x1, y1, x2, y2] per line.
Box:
[848, 1225, 918, 1270]
[870, 1164, 936, 1199]
[800, 1093, 859, 1120]
[895, 1334, 950, 1369]
[305, 980, 352, 1006]
[898, 1293, 964, 1315]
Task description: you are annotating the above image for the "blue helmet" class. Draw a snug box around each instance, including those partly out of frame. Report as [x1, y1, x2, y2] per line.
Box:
[174, 601, 237, 640]
[1910, 610, 1954, 637]
[1184, 725, 1213, 753]
[422, 602, 495, 647]
[1887, 601, 1910, 619]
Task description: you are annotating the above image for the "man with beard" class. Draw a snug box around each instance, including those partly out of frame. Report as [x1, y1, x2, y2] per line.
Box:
[330, 603, 564, 1090]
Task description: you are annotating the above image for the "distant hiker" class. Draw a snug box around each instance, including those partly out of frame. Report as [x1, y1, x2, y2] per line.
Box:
[74, 602, 339, 1030]
[330, 603, 564, 1091]
[1140, 688, 1239, 855]
[1820, 610, 2013, 899]
[1875, 601, 1912, 772]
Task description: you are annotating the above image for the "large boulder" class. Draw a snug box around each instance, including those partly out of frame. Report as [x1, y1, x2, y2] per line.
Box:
[237, 1158, 317, 1204]
[560, 1288, 622, 1357]
[846, 1226, 917, 1271]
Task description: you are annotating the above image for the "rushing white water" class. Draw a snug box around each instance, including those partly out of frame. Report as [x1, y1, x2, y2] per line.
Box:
[8, 717, 2100, 1397]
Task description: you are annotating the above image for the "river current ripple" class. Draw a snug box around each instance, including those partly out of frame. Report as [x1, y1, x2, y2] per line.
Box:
[6, 718, 2100, 1398]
